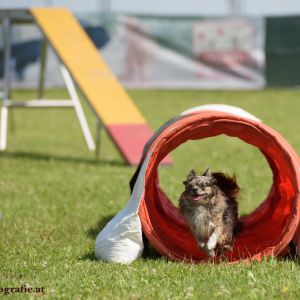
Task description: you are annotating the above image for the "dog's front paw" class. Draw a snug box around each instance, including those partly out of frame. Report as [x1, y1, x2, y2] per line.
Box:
[206, 248, 216, 257]
[198, 241, 205, 249]
[223, 244, 232, 252]
[204, 244, 216, 257]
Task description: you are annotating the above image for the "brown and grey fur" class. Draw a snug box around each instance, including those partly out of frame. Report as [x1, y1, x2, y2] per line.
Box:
[179, 168, 241, 257]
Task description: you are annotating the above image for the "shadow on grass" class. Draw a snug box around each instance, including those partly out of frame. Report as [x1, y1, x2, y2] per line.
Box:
[80, 251, 97, 261]
[86, 214, 115, 240]
[0, 151, 125, 167]
[81, 213, 162, 261]
[80, 214, 115, 261]
[141, 234, 163, 260]
[278, 242, 300, 263]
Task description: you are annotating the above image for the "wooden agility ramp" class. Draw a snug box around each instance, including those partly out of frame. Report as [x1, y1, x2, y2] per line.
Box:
[30, 8, 170, 165]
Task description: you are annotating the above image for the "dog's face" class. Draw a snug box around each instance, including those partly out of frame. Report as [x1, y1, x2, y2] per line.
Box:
[183, 169, 216, 203]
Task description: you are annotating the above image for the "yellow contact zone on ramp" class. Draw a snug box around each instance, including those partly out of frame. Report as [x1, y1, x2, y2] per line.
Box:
[30, 8, 146, 125]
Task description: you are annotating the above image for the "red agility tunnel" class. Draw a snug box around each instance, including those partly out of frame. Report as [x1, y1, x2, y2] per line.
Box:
[138, 110, 300, 263]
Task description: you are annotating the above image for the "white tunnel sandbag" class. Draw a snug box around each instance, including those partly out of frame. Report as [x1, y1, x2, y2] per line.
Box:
[94, 149, 154, 264]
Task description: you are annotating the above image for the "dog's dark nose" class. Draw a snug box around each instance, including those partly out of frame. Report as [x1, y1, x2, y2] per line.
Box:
[192, 188, 198, 194]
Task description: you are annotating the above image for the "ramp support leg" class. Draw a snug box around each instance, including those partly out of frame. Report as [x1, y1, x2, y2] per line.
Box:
[95, 119, 103, 159]
[59, 65, 96, 151]
[0, 17, 12, 151]
[37, 39, 48, 99]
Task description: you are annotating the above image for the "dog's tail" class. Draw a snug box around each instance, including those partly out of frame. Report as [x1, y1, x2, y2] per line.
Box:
[212, 172, 240, 199]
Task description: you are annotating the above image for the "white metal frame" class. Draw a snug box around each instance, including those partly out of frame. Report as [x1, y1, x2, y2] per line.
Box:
[0, 12, 97, 153]
[0, 16, 11, 150]
[59, 64, 96, 151]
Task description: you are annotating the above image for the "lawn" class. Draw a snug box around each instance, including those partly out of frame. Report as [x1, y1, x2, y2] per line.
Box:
[1, 88, 300, 299]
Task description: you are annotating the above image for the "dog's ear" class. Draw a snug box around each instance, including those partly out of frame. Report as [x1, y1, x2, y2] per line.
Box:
[186, 169, 197, 181]
[203, 168, 211, 177]
[210, 178, 217, 185]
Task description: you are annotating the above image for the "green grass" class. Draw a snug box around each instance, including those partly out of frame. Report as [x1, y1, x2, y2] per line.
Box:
[1, 88, 300, 299]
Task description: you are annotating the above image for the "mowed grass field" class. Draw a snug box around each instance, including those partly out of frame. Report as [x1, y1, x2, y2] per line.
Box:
[1, 88, 300, 299]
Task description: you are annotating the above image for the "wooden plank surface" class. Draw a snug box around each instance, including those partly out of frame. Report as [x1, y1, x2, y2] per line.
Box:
[30, 8, 146, 126]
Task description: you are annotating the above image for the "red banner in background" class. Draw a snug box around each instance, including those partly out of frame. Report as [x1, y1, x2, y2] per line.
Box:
[101, 16, 265, 89]
[0, 15, 265, 89]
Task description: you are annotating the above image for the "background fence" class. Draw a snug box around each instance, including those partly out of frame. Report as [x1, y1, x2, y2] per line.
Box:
[0, 13, 300, 89]
[266, 16, 300, 87]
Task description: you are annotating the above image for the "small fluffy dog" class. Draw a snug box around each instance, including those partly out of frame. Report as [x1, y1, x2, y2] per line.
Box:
[179, 168, 241, 257]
